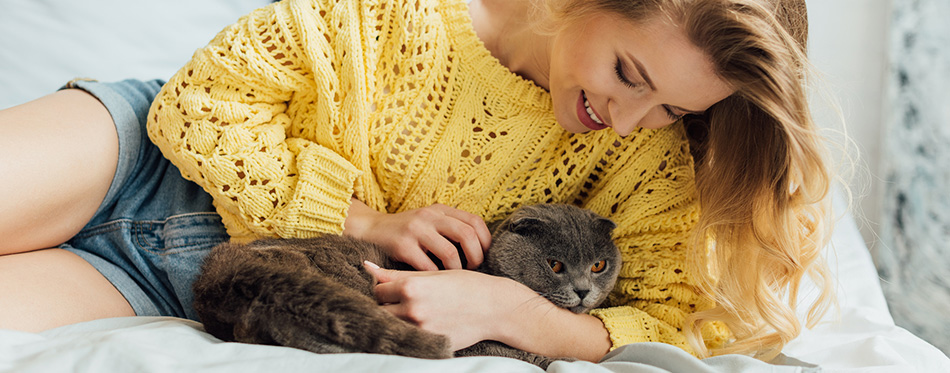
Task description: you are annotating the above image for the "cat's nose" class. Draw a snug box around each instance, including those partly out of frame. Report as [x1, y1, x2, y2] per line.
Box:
[575, 289, 589, 300]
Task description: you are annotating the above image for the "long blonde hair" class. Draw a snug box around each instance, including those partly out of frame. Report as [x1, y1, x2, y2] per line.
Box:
[537, 0, 835, 359]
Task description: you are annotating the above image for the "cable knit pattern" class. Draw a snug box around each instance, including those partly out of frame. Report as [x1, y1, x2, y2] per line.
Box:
[147, 0, 728, 354]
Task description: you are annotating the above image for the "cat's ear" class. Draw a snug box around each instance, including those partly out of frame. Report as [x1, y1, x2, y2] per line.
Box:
[506, 216, 546, 235]
[594, 217, 616, 235]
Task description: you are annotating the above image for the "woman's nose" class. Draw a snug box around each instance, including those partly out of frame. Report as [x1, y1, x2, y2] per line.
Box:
[608, 99, 651, 136]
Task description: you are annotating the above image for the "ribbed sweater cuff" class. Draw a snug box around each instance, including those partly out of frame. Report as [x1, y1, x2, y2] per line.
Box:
[590, 306, 695, 355]
[590, 306, 656, 351]
[276, 149, 362, 237]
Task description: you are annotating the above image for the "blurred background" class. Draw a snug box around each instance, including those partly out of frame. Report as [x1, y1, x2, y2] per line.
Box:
[807, 0, 949, 355]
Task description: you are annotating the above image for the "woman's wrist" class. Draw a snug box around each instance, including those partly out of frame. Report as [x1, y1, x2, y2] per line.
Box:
[490, 276, 612, 362]
[484, 275, 546, 342]
[342, 197, 376, 239]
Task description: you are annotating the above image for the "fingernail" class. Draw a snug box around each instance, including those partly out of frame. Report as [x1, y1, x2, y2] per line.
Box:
[363, 260, 381, 269]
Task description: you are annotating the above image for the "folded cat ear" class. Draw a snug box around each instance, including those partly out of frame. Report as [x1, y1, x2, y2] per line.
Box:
[595, 217, 617, 235]
[506, 216, 546, 235]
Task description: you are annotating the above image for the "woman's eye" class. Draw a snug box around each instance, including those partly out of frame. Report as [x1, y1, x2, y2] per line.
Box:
[547, 259, 564, 273]
[615, 57, 685, 122]
[614, 58, 641, 90]
[663, 105, 685, 121]
[591, 260, 607, 273]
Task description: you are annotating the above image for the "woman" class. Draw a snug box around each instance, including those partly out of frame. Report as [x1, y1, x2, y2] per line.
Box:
[0, 0, 834, 362]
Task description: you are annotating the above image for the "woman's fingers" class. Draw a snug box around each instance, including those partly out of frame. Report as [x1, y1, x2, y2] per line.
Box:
[452, 232, 485, 270]
[430, 205, 491, 269]
[373, 280, 406, 305]
[435, 204, 493, 251]
[391, 243, 440, 272]
[419, 230, 463, 270]
[362, 261, 390, 281]
[365, 265, 428, 304]
[346, 202, 492, 271]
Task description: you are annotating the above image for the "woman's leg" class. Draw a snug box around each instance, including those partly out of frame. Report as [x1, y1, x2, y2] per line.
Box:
[0, 249, 134, 332]
[0, 89, 134, 331]
[0, 89, 118, 254]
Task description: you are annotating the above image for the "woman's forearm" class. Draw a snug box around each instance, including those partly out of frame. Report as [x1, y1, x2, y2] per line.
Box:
[492, 279, 612, 362]
[363, 262, 612, 360]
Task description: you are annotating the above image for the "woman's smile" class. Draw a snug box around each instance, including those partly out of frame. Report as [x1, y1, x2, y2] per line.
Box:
[576, 90, 608, 131]
[549, 13, 732, 135]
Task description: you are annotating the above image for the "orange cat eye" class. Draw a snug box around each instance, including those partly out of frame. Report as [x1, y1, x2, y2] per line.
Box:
[547, 259, 564, 273]
[591, 260, 607, 273]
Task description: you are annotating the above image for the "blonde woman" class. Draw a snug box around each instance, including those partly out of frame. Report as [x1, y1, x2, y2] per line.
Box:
[0, 0, 834, 362]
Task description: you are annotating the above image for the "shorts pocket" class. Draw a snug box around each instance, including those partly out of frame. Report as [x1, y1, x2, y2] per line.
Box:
[134, 212, 229, 321]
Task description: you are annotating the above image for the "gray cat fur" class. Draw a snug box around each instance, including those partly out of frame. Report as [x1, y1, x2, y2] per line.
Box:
[192, 203, 619, 368]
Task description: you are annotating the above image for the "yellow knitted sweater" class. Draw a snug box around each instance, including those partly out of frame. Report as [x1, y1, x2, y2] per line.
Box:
[147, 0, 729, 354]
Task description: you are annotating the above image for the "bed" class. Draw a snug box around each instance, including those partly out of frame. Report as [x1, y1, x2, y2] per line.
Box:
[1, 0, 948, 372]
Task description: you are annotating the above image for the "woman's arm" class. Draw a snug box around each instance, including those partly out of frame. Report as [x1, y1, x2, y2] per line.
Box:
[363, 263, 612, 362]
[148, 1, 364, 240]
[345, 198, 492, 271]
[361, 126, 731, 359]
[150, 0, 491, 269]
[498, 285, 612, 362]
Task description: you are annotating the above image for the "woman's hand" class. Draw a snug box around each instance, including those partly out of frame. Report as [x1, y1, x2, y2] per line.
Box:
[344, 198, 492, 271]
[362, 261, 547, 351]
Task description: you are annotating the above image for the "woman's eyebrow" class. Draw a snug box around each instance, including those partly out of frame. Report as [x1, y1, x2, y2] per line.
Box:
[627, 53, 706, 115]
[628, 54, 657, 92]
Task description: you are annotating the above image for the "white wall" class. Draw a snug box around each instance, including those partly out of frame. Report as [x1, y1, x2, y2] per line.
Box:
[805, 0, 890, 250]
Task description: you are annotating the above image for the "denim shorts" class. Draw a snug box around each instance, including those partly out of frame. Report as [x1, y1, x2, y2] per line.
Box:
[59, 79, 229, 321]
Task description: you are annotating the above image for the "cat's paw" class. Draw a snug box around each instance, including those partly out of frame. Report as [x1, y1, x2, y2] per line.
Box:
[384, 329, 452, 359]
[534, 355, 577, 369]
[455, 340, 569, 368]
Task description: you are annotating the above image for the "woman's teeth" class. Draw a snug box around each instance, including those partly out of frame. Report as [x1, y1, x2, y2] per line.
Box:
[583, 93, 604, 125]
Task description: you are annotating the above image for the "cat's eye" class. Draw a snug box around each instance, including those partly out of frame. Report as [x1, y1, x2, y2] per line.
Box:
[547, 259, 564, 273]
[591, 260, 607, 273]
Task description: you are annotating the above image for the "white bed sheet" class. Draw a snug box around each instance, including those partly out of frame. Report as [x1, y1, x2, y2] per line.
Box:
[780, 194, 950, 372]
[1, 1, 948, 372]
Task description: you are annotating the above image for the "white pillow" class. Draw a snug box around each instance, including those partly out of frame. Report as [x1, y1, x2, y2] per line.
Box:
[0, 0, 271, 109]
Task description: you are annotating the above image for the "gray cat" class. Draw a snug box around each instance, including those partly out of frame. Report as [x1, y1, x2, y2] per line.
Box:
[192, 203, 620, 368]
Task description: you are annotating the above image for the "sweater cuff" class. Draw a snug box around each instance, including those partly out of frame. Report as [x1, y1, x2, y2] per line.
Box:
[589, 306, 692, 354]
[275, 143, 362, 237]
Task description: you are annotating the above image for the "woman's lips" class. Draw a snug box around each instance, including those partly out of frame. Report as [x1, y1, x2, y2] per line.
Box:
[576, 90, 608, 131]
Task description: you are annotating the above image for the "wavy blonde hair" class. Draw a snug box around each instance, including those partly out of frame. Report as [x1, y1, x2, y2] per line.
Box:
[536, 0, 836, 359]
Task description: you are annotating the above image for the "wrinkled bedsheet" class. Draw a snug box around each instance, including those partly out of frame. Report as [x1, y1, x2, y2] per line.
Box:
[1, 198, 947, 372]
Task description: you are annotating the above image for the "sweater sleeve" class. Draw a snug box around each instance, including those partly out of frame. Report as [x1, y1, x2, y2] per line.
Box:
[587, 126, 731, 354]
[147, 0, 362, 240]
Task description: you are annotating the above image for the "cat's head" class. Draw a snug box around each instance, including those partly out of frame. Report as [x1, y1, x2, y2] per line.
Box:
[486, 204, 620, 314]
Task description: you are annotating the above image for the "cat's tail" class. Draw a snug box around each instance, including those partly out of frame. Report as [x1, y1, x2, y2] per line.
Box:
[193, 242, 452, 359]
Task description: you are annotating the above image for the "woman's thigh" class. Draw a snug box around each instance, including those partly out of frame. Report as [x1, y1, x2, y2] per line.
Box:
[0, 79, 224, 329]
[0, 248, 134, 332]
[0, 89, 118, 254]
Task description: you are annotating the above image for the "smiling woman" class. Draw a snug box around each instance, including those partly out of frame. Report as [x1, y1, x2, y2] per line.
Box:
[0, 0, 833, 365]
[546, 12, 734, 132]
[530, 0, 836, 359]
[477, 1, 733, 133]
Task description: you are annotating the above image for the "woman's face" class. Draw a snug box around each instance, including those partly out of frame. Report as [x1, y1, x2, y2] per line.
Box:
[548, 11, 733, 135]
